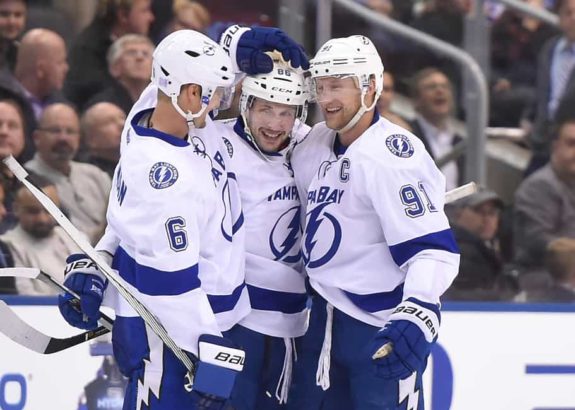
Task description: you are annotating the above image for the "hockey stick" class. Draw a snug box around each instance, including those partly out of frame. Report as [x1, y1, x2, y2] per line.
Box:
[372, 181, 478, 360]
[0, 267, 114, 354]
[0, 299, 110, 354]
[2, 156, 196, 389]
[445, 181, 477, 204]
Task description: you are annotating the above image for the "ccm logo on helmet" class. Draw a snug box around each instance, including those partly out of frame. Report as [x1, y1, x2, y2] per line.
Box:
[271, 87, 295, 93]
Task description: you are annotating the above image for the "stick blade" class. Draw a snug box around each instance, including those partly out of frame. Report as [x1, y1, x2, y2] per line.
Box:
[0, 300, 51, 353]
[0, 300, 110, 354]
[0, 267, 41, 279]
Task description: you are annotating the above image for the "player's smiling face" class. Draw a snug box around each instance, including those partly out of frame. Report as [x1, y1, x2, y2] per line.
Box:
[247, 98, 297, 152]
[314, 76, 361, 131]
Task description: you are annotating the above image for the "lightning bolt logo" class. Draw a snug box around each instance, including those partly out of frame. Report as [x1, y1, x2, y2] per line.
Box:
[270, 205, 301, 264]
[149, 162, 179, 189]
[136, 327, 164, 410]
[303, 202, 341, 269]
[398, 371, 420, 410]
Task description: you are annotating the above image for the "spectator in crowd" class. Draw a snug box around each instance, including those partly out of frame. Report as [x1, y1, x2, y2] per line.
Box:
[80, 102, 125, 177]
[410, 0, 471, 97]
[64, 0, 154, 110]
[0, 97, 30, 233]
[409, 67, 464, 190]
[527, 0, 575, 173]
[489, 0, 558, 127]
[7, 28, 68, 121]
[167, 0, 210, 34]
[376, 71, 412, 130]
[85, 33, 153, 114]
[0, 174, 15, 294]
[444, 188, 517, 300]
[0, 0, 27, 73]
[1, 175, 79, 295]
[25, 103, 111, 243]
[514, 117, 575, 288]
[525, 237, 575, 301]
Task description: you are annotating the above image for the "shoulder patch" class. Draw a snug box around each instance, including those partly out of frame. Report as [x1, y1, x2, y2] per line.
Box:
[385, 134, 414, 158]
[149, 162, 179, 189]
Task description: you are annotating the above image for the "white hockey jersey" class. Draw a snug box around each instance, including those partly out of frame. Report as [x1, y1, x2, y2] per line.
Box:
[291, 113, 460, 327]
[104, 108, 222, 356]
[216, 117, 310, 338]
[99, 84, 250, 332]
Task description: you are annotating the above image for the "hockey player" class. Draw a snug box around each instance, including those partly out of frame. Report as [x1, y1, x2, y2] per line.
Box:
[58, 30, 246, 409]
[216, 61, 310, 409]
[286, 36, 460, 409]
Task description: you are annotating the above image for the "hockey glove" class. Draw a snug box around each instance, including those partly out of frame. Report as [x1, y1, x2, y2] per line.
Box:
[189, 334, 245, 410]
[368, 297, 440, 380]
[220, 24, 309, 75]
[58, 254, 107, 330]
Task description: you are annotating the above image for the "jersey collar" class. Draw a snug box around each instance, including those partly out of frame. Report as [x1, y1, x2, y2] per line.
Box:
[131, 108, 190, 147]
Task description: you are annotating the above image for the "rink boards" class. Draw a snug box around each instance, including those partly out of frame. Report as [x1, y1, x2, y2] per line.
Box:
[0, 298, 574, 410]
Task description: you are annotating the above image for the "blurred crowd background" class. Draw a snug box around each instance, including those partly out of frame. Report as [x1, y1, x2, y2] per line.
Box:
[0, 0, 574, 304]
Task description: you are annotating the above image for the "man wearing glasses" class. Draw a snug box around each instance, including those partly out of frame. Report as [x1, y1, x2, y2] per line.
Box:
[25, 103, 111, 243]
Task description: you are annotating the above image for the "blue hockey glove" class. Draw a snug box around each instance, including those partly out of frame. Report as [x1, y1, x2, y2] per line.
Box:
[220, 24, 309, 75]
[189, 334, 245, 410]
[368, 298, 440, 380]
[58, 254, 107, 330]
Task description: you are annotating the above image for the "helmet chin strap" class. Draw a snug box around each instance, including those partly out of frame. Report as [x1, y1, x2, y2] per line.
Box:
[171, 95, 208, 128]
[336, 88, 377, 135]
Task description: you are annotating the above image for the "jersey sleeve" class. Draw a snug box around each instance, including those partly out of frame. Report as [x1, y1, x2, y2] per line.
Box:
[357, 131, 460, 304]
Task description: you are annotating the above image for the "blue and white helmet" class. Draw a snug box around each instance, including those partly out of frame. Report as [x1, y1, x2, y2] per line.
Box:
[310, 35, 384, 132]
[151, 29, 236, 122]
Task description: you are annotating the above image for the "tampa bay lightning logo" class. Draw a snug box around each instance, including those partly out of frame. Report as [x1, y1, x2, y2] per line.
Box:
[303, 202, 342, 268]
[385, 134, 414, 158]
[149, 162, 178, 189]
[270, 205, 301, 264]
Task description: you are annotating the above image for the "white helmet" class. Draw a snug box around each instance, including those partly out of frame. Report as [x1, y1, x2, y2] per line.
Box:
[310, 35, 384, 133]
[151, 29, 236, 123]
[240, 61, 309, 125]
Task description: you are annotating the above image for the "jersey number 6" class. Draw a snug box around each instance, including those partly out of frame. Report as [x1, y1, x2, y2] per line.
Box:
[165, 217, 188, 252]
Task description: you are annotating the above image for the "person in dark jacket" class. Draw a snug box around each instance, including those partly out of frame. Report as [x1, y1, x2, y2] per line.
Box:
[445, 188, 517, 301]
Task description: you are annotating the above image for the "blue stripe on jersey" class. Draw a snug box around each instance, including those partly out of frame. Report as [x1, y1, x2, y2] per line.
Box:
[112, 247, 200, 296]
[247, 285, 308, 314]
[388, 229, 459, 267]
[343, 283, 404, 313]
[131, 109, 190, 147]
[208, 283, 246, 313]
